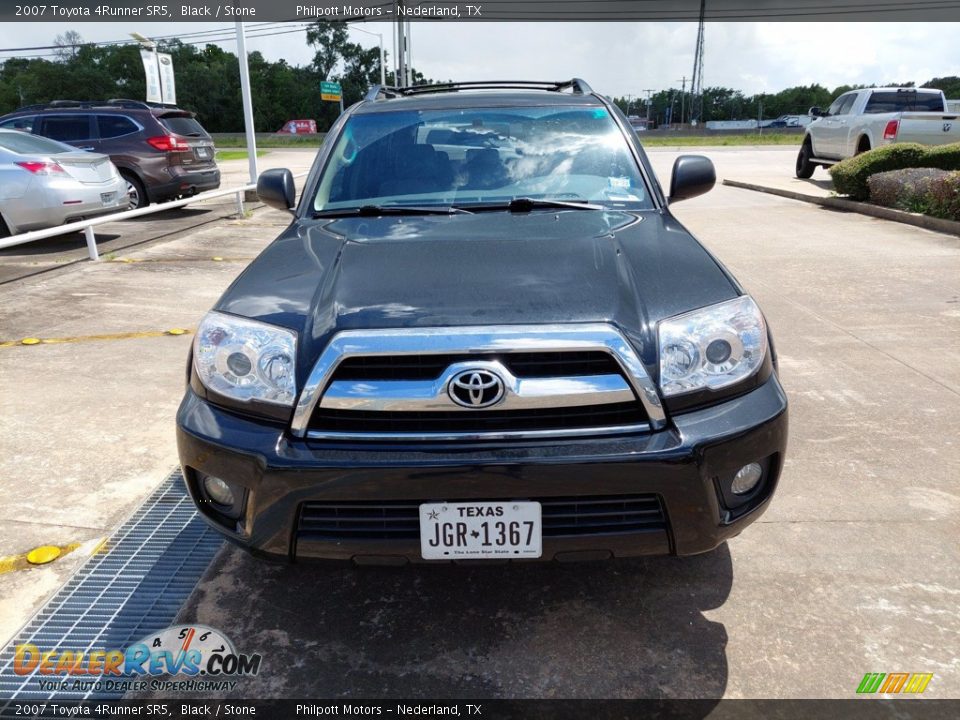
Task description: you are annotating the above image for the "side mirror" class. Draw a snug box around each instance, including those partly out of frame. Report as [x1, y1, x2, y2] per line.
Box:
[256, 168, 296, 212]
[669, 155, 715, 204]
[808, 106, 824, 117]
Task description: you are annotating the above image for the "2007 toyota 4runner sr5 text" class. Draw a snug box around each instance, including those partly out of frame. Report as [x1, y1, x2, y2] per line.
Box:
[176, 79, 788, 564]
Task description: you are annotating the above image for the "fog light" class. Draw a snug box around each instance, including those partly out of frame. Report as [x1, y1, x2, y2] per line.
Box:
[731, 463, 763, 495]
[203, 475, 235, 507]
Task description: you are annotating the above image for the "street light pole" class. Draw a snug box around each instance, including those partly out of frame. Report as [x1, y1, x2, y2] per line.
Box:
[235, 22, 258, 184]
[350, 25, 385, 87]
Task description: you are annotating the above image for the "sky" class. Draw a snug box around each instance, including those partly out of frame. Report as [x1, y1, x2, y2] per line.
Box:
[1, 21, 959, 99]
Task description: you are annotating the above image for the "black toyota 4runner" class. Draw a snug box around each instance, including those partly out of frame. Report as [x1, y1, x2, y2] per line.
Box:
[177, 80, 788, 563]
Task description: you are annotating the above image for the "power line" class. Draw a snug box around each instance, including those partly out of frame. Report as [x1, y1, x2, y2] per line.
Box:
[0, 24, 321, 60]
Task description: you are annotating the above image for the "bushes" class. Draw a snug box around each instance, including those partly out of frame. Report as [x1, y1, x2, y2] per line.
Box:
[926, 171, 960, 220]
[866, 168, 950, 212]
[829, 141, 960, 200]
[866, 168, 960, 220]
[829, 143, 927, 200]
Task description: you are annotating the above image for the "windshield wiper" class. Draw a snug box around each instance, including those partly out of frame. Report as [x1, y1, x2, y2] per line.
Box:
[312, 205, 472, 218]
[464, 197, 607, 213]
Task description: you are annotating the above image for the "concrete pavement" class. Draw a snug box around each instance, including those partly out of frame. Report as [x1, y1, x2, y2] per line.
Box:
[1, 147, 958, 699]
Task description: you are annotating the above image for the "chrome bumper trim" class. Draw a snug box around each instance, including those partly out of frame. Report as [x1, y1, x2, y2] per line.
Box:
[319, 361, 635, 412]
[290, 324, 666, 439]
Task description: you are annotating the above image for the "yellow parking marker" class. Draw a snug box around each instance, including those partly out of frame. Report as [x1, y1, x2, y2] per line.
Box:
[1, 329, 194, 348]
[26, 546, 61, 565]
[0, 541, 85, 575]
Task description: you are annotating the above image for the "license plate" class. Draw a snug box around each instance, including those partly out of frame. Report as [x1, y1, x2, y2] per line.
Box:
[419, 501, 542, 560]
[100, 192, 115, 205]
[197, 147, 211, 159]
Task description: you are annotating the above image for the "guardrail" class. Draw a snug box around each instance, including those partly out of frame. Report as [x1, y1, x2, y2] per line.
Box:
[0, 184, 253, 261]
[0, 174, 306, 262]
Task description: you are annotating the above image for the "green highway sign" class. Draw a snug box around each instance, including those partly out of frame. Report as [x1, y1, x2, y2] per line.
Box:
[320, 81, 342, 102]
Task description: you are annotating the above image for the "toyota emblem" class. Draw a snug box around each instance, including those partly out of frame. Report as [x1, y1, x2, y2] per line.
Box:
[448, 369, 504, 408]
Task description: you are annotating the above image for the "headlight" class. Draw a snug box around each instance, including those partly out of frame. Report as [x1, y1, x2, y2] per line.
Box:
[657, 296, 767, 397]
[193, 311, 297, 406]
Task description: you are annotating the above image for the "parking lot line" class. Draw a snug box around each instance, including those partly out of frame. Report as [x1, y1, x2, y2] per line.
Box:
[0, 329, 192, 348]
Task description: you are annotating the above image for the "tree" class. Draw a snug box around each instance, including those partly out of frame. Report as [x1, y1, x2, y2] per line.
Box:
[306, 21, 350, 80]
[54, 31, 83, 62]
[922, 76, 960, 98]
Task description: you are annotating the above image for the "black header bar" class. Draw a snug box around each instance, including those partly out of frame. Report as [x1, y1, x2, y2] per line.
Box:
[2, 1, 959, 23]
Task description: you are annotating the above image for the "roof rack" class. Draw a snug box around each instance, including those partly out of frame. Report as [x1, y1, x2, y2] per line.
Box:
[364, 79, 595, 102]
[14, 98, 180, 112]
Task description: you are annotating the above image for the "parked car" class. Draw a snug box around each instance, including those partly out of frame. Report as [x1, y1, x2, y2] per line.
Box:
[276, 119, 318, 134]
[0, 129, 127, 237]
[0, 99, 220, 209]
[797, 87, 960, 178]
[765, 114, 811, 129]
[177, 79, 788, 564]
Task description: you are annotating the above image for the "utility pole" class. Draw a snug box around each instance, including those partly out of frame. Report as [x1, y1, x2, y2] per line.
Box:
[689, 0, 706, 124]
[642, 88, 655, 128]
[677, 76, 687, 126]
[393, 15, 413, 87]
[405, 20, 412, 86]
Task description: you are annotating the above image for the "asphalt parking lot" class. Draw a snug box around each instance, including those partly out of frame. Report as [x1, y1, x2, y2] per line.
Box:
[1, 147, 958, 700]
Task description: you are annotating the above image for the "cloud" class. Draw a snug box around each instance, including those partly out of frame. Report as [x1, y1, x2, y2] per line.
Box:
[2, 21, 958, 98]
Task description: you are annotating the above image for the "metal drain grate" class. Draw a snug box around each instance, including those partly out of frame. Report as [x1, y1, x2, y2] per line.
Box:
[0, 470, 222, 706]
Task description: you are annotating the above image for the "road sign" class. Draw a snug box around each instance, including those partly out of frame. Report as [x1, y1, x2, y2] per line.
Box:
[320, 81, 342, 102]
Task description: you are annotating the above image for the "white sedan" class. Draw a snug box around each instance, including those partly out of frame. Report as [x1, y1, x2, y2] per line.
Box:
[0, 129, 128, 237]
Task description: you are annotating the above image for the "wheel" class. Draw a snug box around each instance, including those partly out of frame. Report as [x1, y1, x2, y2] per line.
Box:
[795, 140, 815, 179]
[856, 137, 871, 155]
[0, 215, 10, 238]
[120, 171, 148, 210]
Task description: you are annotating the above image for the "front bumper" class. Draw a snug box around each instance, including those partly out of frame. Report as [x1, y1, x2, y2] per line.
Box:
[176, 376, 788, 564]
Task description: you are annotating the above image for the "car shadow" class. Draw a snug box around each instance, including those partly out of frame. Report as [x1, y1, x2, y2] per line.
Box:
[796, 177, 834, 192]
[162, 542, 734, 700]
[0, 231, 123, 257]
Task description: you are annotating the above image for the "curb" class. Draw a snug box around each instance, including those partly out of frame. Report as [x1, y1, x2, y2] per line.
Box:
[722, 179, 960, 237]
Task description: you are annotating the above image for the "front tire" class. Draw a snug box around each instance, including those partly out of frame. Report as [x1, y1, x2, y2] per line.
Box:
[796, 140, 815, 179]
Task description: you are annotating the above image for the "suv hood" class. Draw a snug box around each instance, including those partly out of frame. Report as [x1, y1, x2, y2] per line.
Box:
[216, 210, 738, 375]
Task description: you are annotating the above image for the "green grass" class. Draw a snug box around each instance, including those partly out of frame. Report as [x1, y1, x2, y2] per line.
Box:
[215, 150, 268, 161]
[213, 136, 324, 149]
[639, 133, 803, 147]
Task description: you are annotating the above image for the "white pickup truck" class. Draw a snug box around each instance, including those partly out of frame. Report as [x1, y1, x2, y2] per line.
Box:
[796, 87, 960, 178]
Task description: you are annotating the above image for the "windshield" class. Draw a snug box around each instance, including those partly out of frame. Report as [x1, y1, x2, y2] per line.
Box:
[313, 105, 653, 212]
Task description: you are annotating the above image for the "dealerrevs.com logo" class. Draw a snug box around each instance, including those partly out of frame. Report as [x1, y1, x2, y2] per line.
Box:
[13, 625, 261, 694]
[857, 672, 934, 694]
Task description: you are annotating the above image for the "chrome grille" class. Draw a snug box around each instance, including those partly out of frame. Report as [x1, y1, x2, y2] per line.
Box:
[292, 325, 666, 441]
[332, 351, 622, 380]
[309, 402, 647, 435]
